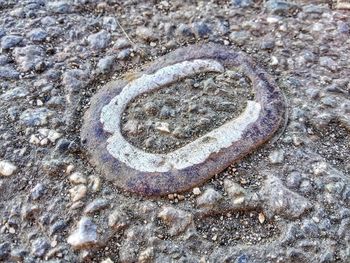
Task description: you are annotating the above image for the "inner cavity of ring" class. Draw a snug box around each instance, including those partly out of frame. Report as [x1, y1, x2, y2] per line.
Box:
[121, 70, 254, 154]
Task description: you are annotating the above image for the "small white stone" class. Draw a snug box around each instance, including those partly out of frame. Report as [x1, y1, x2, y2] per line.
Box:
[69, 172, 87, 184]
[0, 160, 17, 176]
[312, 216, 320, 223]
[69, 185, 87, 202]
[312, 162, 328, 176]
[193, 187, 201, 195]
[268, 149, 285, 164]
[38, 128, 49, 137]
[47, 130, 62, 143]
[51, 240, 58, 247]
[270, 56, 279, 66]
[29, 134, 40, 144]
[66, 164, 75, 174]
[224, 179, 246, 205]
[40, 138, 49, 146]
[258, 212, 265, 224]
[267, 16, 280, 24]
[37, 99, 43, 106]
[101, 258, 114, 263]
[155, 122, 170, 133]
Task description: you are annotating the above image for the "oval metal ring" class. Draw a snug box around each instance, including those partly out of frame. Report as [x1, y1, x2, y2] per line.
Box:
[81, 43, 286, 196]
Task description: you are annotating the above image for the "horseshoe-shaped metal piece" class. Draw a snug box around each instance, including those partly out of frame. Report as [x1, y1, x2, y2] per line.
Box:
[81, 43, 286, 196]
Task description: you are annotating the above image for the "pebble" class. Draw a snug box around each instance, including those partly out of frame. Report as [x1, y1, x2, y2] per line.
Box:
[31, 238, 50, 258]
[0, 160, 17, 176]
[229, 31, 250, 46]
[286, 171, 302, 188]
[0, 66, 20, 80]
[62, 69, 89, 92]
[97, 55, 115, 73]
[224, 179, 246, 205]
[108, 209, 128, 230]
[265, 0, 299, 16]
[84, 199, 109, 214]
[50, 220, 67, 236]
[139, 247, 154, 263]
[88, 30, 110, 50]
[261, 175, 310, 219]
[192, 22, 211, 38]
[101, 258, 114, 263]
[117, 48, 131, 60]
[260, 38, 275, 50]
[27, 28, 47, 42]
[136, 27, 157, 41]
[123, 119, 140, 136]
[155, 122, 170, 133]
[258, 212, 266, 224]
[20, 107, 53, 126]
[67, 217, 98, 250]
[232, 0, 254, 8]
[30, 183, 45, 200]
[319, 57, 338, 72]
[103, 16, 117, 31]
[158, 206, 193, 236]
[48, 1, 71, 14]
[69, 172, 87, 184]
[47, 130, 62, 143]
[268, 149, 285, 164]
[176, 24, 194, 38]
[196, 188, 222, 209]
[13, 45, 44, 72]
[69, 184, 87, 202]
[114, 38, 131, 50]
[1, 87, 29, 101]
[193, 187, 201, 195]
[88, 175, 101, 192]
[1, 35, 23, 49]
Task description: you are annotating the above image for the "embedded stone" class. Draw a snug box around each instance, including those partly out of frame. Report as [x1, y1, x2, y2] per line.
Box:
[158, 206, 193, 236]
[261, 175, 311, 219]
[67, 217, 98, 250]
[81, 43, 286, 196]
[336, 0, 350, 9]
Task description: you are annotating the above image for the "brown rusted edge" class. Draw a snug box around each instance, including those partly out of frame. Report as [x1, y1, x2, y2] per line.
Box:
[81, 43, 287, 196]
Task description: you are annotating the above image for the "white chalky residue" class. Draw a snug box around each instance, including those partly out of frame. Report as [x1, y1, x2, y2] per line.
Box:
[101, 59, 262, 173]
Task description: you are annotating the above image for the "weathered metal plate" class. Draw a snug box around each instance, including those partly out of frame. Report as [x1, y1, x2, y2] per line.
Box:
[81, 43, 286, 196]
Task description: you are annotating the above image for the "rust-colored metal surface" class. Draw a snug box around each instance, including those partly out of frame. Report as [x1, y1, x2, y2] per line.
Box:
[81, 43, 286, 196]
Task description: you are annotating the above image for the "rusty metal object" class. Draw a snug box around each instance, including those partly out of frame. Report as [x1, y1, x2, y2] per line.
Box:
[81, 43, 287, 196]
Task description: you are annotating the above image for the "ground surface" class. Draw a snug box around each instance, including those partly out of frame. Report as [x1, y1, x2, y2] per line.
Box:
[0, 0, 349, 262]
[122, 71, 252, 153]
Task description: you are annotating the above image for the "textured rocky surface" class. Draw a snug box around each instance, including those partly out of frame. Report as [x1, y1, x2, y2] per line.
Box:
[0, 0, 350, 262]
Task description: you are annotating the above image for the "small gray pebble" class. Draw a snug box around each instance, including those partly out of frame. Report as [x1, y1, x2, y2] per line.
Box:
[1, 35, 23, 49]
[27, 28, 47, 42]
[87, 30, 110, 50]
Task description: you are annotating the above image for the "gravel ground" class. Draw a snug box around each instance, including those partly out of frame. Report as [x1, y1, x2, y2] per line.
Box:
[0, 0, 350, 262]
[121, 71, 253, 153]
